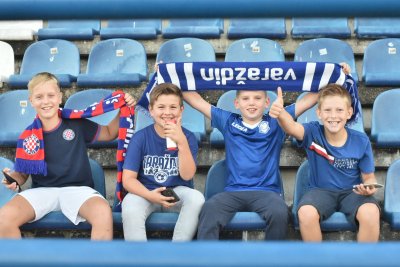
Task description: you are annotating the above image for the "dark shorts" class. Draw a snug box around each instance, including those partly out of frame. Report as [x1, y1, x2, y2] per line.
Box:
[297, 188, 380, 226]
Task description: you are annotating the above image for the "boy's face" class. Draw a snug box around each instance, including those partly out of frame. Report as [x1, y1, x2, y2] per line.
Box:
[149, 94, 183, 130]
[29, 80, 62, 121]
[316, 95, 353, 135]
[234, 91, 269, 124]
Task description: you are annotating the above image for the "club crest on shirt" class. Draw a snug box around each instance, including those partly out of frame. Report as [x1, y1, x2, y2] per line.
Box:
[259, 121, 270, 134]
[23, 134, 40, 155]
[154, 170, 168, 183]
[62, 129, 75, 141]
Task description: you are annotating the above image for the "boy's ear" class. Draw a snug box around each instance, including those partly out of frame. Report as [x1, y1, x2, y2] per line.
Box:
[347, 105, 354, 119]
[316, 107, 321, 119]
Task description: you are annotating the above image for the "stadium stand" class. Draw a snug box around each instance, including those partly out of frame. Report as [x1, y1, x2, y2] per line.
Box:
[0, 90, 37, 147]
[384, 158, 400, 230]
[292, 160, 356, 231]
[162, 19, 224, 38]
[64, 89, 119, 148]
[227, 18, 286, 39]
[0, 157, 16, 208]
[8, 39, 80, 88]
[38, 20, 100, 40]
[0, 41, 14, 85]
[371, 89, 400, 147]
[294, 38, 359, 82]
[0, 20, 42, 40]
[291, 18, 351, 39]
[100, 19, 162, 40]
[77, 38, 147, 87]
[362, 38, 400, 86]
[355, 18, 400, 39]
[225, 38, 285, 62]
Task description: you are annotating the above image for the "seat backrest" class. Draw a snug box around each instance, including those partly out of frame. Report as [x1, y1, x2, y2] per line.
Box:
[204, 159, 228, 200]
[227, 18, 286, 39]
[85, 38, 147, 78]
[294, 38, 358, 82]
[47, 20, 100, 34]
[156, 38, 215, 63]
[292, 160, 310, 212]
[20, 39, 80, 76]
[107, 19, 162, 33]
[355, 18, 400, 38]
[0, 157, 16, 207]
[64, 89, 118, 126]
[0, 90, 37, 146]
[89, 158, 106, 197]
[0, 41, 14, 82]
[225, 38, 285, 62]
[384, 158, 400, 214]
[291, 18, 350, 38]
[167, 19, 223, 31]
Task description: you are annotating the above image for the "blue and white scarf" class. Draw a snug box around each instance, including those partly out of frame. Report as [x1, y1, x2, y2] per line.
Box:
[138, 62, 360, 124]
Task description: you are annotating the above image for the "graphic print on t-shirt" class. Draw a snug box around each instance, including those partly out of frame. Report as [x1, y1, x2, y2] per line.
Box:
[142, 154, 179, 183]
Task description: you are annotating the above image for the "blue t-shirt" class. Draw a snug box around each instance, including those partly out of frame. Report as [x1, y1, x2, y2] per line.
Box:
[123, 124, 198, 190]
[31, 118, 100, 188]
[211, 104, 295, 193]
[298, 121, 375, 190]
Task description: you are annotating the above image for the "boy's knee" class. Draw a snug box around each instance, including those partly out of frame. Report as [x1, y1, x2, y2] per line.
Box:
[357, 203, 380, 223]
[298, 205, 319, 224]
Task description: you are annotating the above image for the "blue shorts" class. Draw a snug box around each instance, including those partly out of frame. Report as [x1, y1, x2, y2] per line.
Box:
[297, 188, 380, 226]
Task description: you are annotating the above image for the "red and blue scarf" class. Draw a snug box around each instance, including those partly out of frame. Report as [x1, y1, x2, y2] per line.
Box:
[14, 90, 134, 203]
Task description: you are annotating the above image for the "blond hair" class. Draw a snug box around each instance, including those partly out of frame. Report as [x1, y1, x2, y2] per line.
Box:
[27, 72, 60, 95]
[317, 84, 352, 109]
[149, 83, 183, 108]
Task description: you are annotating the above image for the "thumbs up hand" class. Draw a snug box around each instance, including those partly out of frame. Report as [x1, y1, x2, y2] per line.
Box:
[269, 87, 284, 118]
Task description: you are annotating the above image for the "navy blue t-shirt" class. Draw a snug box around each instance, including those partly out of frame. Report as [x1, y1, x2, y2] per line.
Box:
[31, 119, 99, 188]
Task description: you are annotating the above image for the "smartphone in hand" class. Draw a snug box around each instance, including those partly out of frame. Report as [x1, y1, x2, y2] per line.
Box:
[161, 188, 180, 203]
[2, 171, 21, 192]
[353, 183, 384, 190]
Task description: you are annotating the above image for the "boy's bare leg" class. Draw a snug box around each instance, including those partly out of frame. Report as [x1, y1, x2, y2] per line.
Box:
[298, 205, 323, 242]
[79, 197, 113, 240]
[356, 203, 380, 242]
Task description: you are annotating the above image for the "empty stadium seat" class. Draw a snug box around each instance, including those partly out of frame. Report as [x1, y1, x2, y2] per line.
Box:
[362, 38, 400, 86]
[225, 38, 285, 62]
[371, 89, 400, 147]
[100, 19, 162, 40]
[64, 89, 119, 148]
[292, 160, 356, 231]
[0, 20, 42, 40]
[0, 90, 37, 147]
[77, 38, 147, 87]
[38, 20, 100, 40]
[355, 18, 400, 39]
[156, 38, 216, 63]
[8, 39, 80, 88]
[227, 18, 286, 39]
[384, 158, 400, 230]
[0, 157, 16, 208]
[162, 19, 223, 38]
[291, 18, 351, 39]
[0, 41, 14, 85]
[294, 38, 359, 82]
[210, 90, 277, 148]
[21, 159, 106, 231]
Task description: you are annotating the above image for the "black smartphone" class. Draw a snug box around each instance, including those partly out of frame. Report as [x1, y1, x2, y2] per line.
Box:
[2, 171, 19, 186]
[161, 188, 180, 203]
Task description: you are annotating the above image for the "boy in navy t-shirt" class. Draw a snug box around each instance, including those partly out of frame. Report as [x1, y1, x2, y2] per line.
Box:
[270, 84, 380, 242]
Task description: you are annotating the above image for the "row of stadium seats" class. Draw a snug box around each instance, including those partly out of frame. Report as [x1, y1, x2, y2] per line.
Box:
[1, 88, 400, 148]
[2, 37, 400, 87]
[3, 155, 400, 236]
[2, 18, 400, 41]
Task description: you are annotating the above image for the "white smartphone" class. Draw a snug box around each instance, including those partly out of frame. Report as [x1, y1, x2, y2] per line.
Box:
[353, 183, 384, 189]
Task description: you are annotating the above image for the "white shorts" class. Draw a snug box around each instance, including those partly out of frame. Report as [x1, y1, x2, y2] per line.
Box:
[19, 186, 104, 225]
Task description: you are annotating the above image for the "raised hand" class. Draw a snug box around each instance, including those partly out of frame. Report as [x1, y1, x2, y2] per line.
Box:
[269, 87, 284, 118]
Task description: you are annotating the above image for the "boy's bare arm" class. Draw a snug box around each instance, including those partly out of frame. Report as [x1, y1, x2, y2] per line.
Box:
[353, 172, 378, 196]
[183, 92, 212, 119]
[269, 87, 305, 141]
[294, 92, 318, 118]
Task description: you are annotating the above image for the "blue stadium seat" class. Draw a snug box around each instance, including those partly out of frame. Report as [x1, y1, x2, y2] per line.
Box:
[371, 89, 400, 147]
[294, 38, 359, 82]
[227, 18, 286, 39]
[384, 158, 400, 230]
[292, 160, 356, 231]
[355, 18, 400, 39]
[362, 38, 400, 86]
[77, 39, 147, 87]
[0, 41, 14, 84]
[21, 159, 106, 231]
[100, 19, 162, 40]
[0, 90, 37, 147]
[0, 157, 16, 208]
[291, 18, 351, 39]
[225, 38, 285, 62]
[162, 19, 223, 38]
[38, 20, 100, 40]
[64, 89, 119, 148]
[210, 90, 277, 148]
[8, 39, 80, 88]
[156, 38, 216, 63]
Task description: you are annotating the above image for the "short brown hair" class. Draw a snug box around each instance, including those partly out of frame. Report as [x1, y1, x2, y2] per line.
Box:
[28, 72, 60, 95]
[317, 84, 352, 109]
[149, 83, 183, 107]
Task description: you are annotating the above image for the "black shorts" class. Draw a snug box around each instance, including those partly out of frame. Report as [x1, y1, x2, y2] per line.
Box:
[297, 188, 380, 226]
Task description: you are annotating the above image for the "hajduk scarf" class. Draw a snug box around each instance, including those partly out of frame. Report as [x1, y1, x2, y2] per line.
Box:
[14, 90, 134, 203]
[138, 61, 360, 124]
